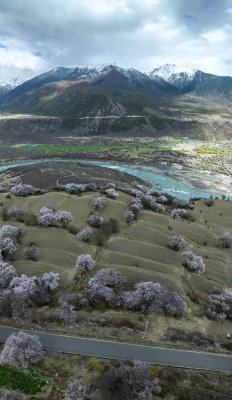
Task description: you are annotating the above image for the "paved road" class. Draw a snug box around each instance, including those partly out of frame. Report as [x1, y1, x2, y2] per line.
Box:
[0, 325, 231, 372]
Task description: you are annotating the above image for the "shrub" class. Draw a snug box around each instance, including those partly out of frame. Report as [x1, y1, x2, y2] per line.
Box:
[92, 197, 107, 210]
[105, 182, 116, 189]
[24, 244, 38, 261]
[168, 236, 188, 251]
[85, 183, 97, 191]
[105, 188, 119, 199]
[64, 378, 101, 400]
[205, 195, 214, 207]
[7, 208, 25, 222]
[0, 331, 43, 368]
[76, 254, 95, 272]
[182, 251, 205, 274]
[124, 210, 135, 222]
[77, 226, 93, 241]
[87, 359, 105, 372]
[207, 287, 232, 320]
[171, 197, 187, 208]
[87, 214, 104, 228]
[95, 361, 161, 400]
[0, 391, 25, 400]
[171, 208, 190, 219]
[218, 232, 232, 248]
[58, 296, 76, 326]
[99, 218, 119, 238]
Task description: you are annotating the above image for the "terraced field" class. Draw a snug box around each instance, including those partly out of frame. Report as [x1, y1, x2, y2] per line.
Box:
[1, 188, 232, 348]
[0, 191, 231, 308]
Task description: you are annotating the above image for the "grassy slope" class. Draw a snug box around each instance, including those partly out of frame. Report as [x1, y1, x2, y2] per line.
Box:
[0, 191, 231, 306]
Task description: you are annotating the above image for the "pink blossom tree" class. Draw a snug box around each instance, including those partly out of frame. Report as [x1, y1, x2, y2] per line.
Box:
[92, 197, 107, 210]
[76, 254, 95, 273]
[0, 331, 43, 367]
[182, 251, 205, 274]
[168, 236, 188, 251]
[0, 262, 17, 289]
[218, 232, 232, 248]
[207, 287, 232, 321]
[77, 226, 93, 241]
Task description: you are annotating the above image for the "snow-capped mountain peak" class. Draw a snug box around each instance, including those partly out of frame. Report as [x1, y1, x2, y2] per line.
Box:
[0, 78, 24, 99]
[150, 63, 197, 82]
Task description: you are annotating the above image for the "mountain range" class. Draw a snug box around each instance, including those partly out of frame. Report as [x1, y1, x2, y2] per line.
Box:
[0, 63, 232, 138]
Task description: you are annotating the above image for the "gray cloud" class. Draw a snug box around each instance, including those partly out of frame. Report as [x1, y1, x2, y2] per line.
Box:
[0, 0, 231, 80]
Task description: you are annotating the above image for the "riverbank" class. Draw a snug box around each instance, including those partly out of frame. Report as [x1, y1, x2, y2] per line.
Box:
[0, 158, 231, 200]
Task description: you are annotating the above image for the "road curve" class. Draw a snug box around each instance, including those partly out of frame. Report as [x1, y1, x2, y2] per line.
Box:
[0, 325, 231, 372]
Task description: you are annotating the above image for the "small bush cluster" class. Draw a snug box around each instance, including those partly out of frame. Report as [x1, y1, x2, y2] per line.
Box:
[163, 328, 215, 347]
[65, 360, 161, 400]
[168, 236, 188, 251]
[182, 251, 205, 274]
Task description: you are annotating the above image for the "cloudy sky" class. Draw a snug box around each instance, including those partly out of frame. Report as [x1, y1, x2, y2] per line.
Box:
[0, 0, 232, 81]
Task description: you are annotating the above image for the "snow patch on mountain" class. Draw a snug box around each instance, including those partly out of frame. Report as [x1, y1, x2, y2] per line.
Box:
[0, 78, 23, 91]
[150, 64, 198, 83]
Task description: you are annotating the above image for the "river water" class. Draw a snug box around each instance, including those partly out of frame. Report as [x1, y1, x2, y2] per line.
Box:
[0, 158, 231, 201]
